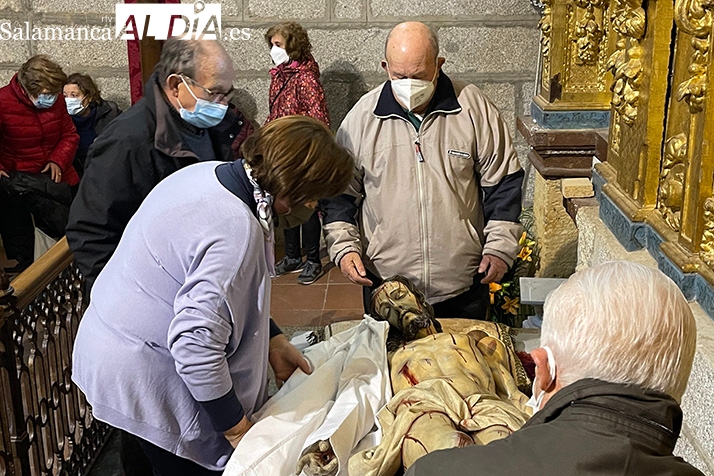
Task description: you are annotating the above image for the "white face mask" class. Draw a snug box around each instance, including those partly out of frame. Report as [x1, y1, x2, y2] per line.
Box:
[65, 97, 85, 116]
[388, 63, 438, 112]
[270, 45, 290, 66]
[525, 345, 557, 414]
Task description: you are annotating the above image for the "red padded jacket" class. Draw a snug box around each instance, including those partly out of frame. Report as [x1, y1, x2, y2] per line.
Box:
[266, 55, 330, 127]
[0, 74, 80, 185]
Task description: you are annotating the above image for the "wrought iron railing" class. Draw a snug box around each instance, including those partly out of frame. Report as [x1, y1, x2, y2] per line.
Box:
[0, 238, 110, 475]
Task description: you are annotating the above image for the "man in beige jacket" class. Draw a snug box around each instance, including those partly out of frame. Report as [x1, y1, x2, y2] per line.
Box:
[322, 22, 524, 319]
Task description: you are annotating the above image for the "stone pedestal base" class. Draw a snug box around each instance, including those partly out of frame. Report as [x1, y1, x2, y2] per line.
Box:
[533, 172, 579, 277]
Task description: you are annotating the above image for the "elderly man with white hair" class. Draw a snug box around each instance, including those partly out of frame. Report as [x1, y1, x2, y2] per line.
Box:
[406, 260, 704, 476]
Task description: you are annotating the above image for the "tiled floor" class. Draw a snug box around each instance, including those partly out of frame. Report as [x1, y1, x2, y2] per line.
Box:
[270, 257, 365, 328]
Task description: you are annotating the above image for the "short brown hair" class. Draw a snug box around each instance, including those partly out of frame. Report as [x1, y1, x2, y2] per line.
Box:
[241, 116, 353, 204]
[18, 55, 67, 96]
[264, 22, 312, 63]
[66, 73, 102, 106]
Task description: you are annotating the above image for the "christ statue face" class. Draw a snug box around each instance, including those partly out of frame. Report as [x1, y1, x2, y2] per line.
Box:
[372, 279, 438, 342]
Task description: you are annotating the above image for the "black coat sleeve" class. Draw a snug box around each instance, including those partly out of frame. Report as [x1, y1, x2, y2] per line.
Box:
[65, 135, 152, 292]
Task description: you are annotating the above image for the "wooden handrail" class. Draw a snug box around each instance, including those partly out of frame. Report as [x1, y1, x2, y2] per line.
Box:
[10, 236, 74, 309]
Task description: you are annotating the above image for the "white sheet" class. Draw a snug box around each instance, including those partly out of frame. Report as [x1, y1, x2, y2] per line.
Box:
[223, 316, 391, 476]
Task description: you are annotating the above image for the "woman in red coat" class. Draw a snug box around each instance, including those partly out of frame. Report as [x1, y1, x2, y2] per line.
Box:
[0, 55, 79, 272]
[265, 22, 330, 285]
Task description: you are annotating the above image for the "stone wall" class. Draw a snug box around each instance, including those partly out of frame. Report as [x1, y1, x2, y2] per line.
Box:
[0, 0, 539, 142]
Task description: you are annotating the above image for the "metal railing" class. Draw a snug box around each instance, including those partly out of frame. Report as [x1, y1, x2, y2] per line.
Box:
[0, 238, 110, 475]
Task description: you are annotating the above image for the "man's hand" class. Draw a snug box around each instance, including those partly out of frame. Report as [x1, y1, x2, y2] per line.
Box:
[223, 416, 252, 448]
[41, 162, 62, 183]
[339, 252, 373, 286]
[269, 334, 312, 387]
[0, 170, 8, 179]
[478, 255, 508, 284]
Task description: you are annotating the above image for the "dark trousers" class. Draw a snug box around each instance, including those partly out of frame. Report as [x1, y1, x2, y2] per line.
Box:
[0, 192, 34, 271]
[362, 269, 490, 320]
[283, 210, 321, 263]
[137, 437, 222, 476]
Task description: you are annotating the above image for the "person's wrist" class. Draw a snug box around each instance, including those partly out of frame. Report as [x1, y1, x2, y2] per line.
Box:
[224, 416, 251, 438]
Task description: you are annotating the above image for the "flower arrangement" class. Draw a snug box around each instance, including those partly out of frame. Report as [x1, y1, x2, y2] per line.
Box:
[488, 207, 539, 327]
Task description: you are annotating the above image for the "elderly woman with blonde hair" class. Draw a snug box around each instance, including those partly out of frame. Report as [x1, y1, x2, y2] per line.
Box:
[72, 116, 353, 476]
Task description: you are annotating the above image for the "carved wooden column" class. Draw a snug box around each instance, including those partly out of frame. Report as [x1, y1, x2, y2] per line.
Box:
[522, 0, 615, 277]
[599, 0, 674, 221]
[658, 1, 714, 283]
[532, 0, 617, 128]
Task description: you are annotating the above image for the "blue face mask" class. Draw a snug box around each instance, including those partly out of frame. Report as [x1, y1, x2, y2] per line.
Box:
[33, 93, 58, 109]
[65, 97, 85, 116]
[177, 76, 228, 129]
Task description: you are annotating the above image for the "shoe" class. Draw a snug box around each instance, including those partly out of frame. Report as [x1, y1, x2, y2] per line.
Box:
[298, 261, 323, 285]
[275, 256, 304, 275]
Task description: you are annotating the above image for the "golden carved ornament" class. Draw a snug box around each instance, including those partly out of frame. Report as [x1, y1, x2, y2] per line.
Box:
[674, 0, 714, 113]
[607, 0, 646, 125]
[700, 197, 714, 267]
[539, 0, 553, 88]
[658, 133, 689, 231]
[572, 0, 608, 66]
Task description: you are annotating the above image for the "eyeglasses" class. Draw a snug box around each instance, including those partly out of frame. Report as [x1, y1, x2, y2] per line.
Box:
[179, 73, 235, 104]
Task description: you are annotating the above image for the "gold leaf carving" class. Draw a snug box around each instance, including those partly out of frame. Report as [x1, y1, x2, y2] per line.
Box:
[607, 0, 646, 126]
[540, 0, 553, 88]
[700, 197, 714, 267]
[658, 133, 688, 231]
[674, 0, 714, 113]
[572, 0, 608, 66]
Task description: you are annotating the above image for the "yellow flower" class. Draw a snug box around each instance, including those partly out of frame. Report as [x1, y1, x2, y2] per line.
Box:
[488, 282, 502, 305]
[519, 231, 536, 248]
[517, 246, 533, 262]
[501, 296, 520, 315]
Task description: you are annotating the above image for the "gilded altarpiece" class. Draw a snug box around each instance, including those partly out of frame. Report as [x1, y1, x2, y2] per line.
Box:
[656, 0, 714, 281]
[535, 0, 617, 111]
[600, 0, 674, 217]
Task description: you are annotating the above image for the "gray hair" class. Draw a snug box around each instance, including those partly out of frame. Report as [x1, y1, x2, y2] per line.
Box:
[154, 38, 204, 83]
[541, 261, 696, 402]
[384, 23, 440, 60]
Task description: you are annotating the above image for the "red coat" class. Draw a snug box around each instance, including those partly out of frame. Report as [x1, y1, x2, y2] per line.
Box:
[266, 55, 330, 127]
[0, 74, 80, 185]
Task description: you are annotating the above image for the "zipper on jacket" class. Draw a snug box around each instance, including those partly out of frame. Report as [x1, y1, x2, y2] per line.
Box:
[415, 140, 424, 162]
[414, 134, 430, 296]
[569, 400, 675, 438]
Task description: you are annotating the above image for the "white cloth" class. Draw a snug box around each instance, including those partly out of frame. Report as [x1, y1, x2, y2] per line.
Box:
[223, 317, 391, 476]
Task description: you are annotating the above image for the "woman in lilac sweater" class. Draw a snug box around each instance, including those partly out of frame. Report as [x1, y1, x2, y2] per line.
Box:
[72, 116, 353, 475]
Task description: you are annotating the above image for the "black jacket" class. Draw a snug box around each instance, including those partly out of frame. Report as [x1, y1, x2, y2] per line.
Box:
[66, 74, 248, 293]
[406, 379, 704, 476]
[95, 99, 122, 135]
[72, 100, 122, 176]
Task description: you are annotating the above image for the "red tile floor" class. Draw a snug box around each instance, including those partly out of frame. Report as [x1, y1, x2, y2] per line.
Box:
[1, 236, 364, 329]
[271, 256, 365, 328]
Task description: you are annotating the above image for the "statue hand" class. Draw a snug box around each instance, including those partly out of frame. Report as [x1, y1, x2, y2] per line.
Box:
[295, 440, 338, 476]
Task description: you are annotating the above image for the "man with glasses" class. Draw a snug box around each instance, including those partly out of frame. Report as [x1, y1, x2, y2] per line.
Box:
[67, 38, 252, 295]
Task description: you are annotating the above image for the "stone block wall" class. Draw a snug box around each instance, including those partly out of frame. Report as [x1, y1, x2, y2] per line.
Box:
[0, 0, 539, 136]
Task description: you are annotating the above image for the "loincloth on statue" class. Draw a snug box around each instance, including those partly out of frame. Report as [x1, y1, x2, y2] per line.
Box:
[348, 320, 532, 476]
